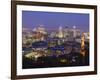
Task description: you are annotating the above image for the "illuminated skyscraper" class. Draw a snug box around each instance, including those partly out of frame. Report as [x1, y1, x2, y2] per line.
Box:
[73, 26, 76, 38]
[81, 33, 85, 56]
[58, 26, 64, 38]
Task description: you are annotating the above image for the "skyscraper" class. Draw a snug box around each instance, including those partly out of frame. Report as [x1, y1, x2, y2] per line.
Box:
[58, 26, 64, 38]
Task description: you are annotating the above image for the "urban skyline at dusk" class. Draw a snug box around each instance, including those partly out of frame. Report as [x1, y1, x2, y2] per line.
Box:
[22, 11, 89, 32]
[22, 10, 90, 68]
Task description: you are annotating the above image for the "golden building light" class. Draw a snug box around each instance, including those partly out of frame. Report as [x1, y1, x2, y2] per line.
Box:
[81, 32, 85, 56]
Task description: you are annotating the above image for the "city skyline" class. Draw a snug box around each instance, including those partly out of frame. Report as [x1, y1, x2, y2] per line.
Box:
[22, 11, 89, 32]
[22, 11, 90, 69]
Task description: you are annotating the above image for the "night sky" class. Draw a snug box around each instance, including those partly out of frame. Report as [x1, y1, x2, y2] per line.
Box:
[22, 11, 89, 32]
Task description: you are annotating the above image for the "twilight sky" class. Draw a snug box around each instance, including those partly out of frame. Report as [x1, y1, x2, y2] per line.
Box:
[22, 11, 89, 32]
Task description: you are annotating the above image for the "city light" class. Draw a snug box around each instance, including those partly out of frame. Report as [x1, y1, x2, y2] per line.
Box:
[22, 25, 89, 68]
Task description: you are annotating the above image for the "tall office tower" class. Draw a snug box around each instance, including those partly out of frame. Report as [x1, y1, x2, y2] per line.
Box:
[58, 26, 63, 38]
[81, 33, 85, 56]
[73, 26, 76, 38]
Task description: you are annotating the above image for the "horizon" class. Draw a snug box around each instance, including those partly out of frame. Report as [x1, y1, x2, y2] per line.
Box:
[22, 11, 89, 32]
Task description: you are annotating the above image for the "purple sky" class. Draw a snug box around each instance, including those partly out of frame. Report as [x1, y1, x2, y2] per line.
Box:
[22, 11, 89, 32]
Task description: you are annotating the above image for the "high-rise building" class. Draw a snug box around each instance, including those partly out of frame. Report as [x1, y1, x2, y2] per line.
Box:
[63, 26, 81, 41]
[84, 32, 89, 42]
[72, 26, 81, 38]
[81, 33, 85, 56]
[57, 26, 64, 38]
[37, 25, 47, 34]
[32, 25, 47, 41]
